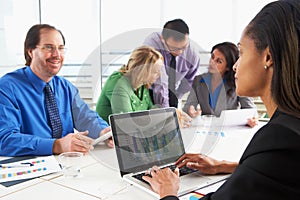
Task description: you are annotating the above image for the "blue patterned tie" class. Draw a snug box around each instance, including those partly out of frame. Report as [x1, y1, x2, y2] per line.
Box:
[44, 84, 62, 138]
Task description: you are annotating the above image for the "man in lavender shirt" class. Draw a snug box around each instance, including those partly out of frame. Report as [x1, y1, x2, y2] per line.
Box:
[143, 19, 200, 108]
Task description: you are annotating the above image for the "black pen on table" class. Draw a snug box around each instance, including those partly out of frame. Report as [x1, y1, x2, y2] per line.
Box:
[0, 162, 34, 169]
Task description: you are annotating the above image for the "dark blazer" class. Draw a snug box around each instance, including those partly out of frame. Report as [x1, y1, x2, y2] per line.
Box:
[161, 110, 300, 200]
[183, 73, 255, 117]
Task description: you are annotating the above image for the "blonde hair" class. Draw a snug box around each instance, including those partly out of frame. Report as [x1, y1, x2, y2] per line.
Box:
[119, 46, 163, 89]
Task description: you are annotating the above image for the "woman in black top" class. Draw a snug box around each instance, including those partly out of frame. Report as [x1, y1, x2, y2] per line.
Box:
[143, 1, 300, 199]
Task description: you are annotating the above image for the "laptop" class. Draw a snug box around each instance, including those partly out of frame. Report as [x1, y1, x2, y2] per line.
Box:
[109, 107, 229, 197]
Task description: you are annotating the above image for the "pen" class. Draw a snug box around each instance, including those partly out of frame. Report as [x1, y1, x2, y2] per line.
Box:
[192, 191, 205, 197]
[0, 162, 34, 169]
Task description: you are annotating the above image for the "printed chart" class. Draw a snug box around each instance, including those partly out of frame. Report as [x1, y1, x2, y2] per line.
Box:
[0, 155, 61, 183]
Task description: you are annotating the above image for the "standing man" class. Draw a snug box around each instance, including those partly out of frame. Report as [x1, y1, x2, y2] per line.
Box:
[143, 19, 200, 108]
[0, 24, 112, 156]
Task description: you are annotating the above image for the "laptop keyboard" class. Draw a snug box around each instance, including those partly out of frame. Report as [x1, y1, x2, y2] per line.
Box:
[132, 164, 197, 185]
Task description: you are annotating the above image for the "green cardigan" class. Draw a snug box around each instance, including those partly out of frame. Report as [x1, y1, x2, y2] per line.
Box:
[96, 71, 155, 123]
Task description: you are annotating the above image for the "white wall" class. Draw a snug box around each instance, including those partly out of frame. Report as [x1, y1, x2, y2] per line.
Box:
[101, 0, 274, 51]
[0, 0, 275, 68]
[0, 0, 274, 105]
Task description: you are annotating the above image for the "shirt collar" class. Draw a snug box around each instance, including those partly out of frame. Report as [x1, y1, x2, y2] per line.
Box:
[24, 66, 54, 93]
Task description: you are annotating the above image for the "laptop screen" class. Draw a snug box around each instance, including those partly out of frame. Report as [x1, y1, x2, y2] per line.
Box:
[109, 108, 185, 176]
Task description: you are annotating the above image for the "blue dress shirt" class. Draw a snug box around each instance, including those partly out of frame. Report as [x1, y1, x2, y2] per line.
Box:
[0, 66, 108, 156]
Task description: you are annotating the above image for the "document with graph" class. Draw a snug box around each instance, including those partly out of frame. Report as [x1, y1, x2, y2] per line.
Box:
[0, 155, 61, 183]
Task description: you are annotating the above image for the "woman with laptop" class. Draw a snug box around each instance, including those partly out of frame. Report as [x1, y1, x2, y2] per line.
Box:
[182, 42, 257, 127]
[96, 45, 192, 127]
[143, 0, 300, 199]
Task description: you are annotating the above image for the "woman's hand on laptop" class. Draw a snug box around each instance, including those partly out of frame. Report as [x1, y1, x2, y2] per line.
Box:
[142, 166, 180, 199]
[175, 153, 237, 175]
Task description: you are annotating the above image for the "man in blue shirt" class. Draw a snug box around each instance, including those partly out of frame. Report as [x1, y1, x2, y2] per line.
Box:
[143, 19, 201, 108]
[0, 24, 112, 156]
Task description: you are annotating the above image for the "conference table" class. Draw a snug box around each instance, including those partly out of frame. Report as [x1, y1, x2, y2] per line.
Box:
[0, 122, 265, 200]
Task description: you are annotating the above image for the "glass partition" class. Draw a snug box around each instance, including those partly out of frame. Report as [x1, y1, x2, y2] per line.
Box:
[0, 0, 39, 76]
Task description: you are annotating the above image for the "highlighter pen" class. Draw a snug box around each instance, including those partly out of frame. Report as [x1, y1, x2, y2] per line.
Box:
[189, 191, 205, 200]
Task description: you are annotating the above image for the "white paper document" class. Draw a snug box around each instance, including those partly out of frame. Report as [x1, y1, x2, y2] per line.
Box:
[0, 155, 61, 183]
[218, 108, 258, 126]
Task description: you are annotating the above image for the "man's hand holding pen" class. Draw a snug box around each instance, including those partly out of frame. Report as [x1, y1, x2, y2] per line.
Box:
[53, 130, 94, 155]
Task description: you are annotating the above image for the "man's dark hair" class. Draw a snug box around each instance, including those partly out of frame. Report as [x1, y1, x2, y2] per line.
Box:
[162, 19, 189, 41]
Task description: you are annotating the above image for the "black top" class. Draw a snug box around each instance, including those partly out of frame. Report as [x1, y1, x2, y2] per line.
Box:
[160, 110, 300, 200]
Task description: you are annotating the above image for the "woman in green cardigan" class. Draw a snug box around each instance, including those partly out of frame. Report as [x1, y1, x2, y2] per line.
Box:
[96, 46, 164, 123]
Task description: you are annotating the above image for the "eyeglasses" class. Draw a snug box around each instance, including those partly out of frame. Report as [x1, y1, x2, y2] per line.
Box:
[36, 44, 67, 54]
[164, 40, 189, 52]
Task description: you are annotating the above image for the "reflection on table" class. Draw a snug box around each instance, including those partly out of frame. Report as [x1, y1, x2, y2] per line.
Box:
[0, 122, 266, 200]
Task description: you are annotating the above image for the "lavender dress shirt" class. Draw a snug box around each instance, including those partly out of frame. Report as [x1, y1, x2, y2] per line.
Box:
[143, 32, 200, 107]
